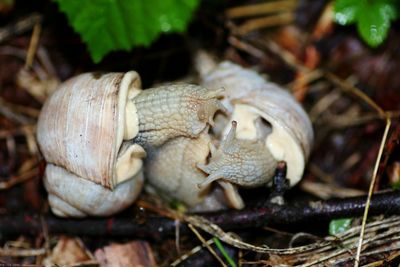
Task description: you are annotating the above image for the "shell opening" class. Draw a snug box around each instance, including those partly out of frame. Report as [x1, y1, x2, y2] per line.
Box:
[227, 103, 306, 185]
[117, 71, 142, 143]
[115, 71, 145, 185]
[116, 142, 146, 184]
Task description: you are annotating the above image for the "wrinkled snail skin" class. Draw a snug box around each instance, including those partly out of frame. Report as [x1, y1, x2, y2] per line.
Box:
[144, 129, 244, 211]
[197, 121, 278, 189]
[144, 131, 212, 207]
[132, 84, 226, 148]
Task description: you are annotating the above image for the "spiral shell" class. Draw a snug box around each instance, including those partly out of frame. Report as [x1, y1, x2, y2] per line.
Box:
[37, 71, 145, 217]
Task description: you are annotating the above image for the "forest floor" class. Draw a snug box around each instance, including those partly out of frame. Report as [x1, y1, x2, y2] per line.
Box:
[1, 0, 400, 266]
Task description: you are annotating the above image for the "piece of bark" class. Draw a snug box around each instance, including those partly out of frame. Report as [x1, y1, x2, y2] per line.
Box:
[44, 236, 91, 266]
[94, 241, 157, 267]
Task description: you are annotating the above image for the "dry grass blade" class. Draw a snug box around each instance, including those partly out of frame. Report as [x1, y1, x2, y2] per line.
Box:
[226, 0, 297, 18]
[25, 21, 42, 68]
[0, 13, 42, 44]
[0, 166, 38, 190]
[0, 98, 34, 124]
[236, 12, 294, 35]
[0, 247, 46, 257]
[354, 118, 391, 267]
[0, 125, 36, 139]
[184, 215, 332, 255]
[227, 0, 297, 35]
[188, 223, 228, 267]
[170, 239, 215, 266]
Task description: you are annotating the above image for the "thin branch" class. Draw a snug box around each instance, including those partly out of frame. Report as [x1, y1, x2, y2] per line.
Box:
[1, 191, 400, 240]
[0, 247, 46, 257]
[0, 13, 42, 44]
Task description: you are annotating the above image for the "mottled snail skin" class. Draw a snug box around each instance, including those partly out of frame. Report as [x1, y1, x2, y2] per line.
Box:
[144, 129, 244, 211]
[145, 131, 212, 207]
[197, 121, 278, 188]
[133, 84, 226, 147]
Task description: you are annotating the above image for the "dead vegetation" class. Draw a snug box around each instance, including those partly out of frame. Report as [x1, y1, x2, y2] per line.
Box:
[1, 0, 400, 266]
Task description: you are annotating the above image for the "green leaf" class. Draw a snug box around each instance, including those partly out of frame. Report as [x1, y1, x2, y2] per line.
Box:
[333, 0, 399, 47]
[358, 1, 395, 47]
[329, 218, 352, 235]
[54, 0, 199, 62]
[334, 0, 359, 25]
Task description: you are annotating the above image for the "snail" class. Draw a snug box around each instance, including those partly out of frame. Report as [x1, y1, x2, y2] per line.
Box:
[37, 72, 224, 217]
[145, 54, 313, 211]
[196, 52, 313, 187]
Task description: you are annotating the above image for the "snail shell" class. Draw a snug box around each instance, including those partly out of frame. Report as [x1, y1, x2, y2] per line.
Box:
[197, 53, 313, 186]
[37, 71, 145, 217]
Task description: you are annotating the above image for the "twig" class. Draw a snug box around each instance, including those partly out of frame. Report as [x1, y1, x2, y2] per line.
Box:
[0, 167, 39, 190]
[171, 239, 215, 266]
[0, 247, 46, 257]
[0, 99, 34, 124]
[0, 13, 42, 44]
[235, 12, 294, 35]
[0, 125, 36, 139]
[1, 191, 400, 240]
[359, 249, 400, 267]
[226, 0, 297, 18]
[25, 21, 42, 68]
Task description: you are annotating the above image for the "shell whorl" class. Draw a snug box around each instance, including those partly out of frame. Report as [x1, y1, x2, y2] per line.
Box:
[37, 71, 145, 217]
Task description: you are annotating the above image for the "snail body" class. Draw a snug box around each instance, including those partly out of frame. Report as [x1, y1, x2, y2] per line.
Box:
[133, 84, 225, 147]
[145, 129, 244, 211]
[197, 121, 277, 188]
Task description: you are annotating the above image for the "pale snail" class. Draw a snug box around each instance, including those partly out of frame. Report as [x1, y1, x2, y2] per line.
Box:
[37, 56, 313, 217]
[145, 53, 313, 210]
[37, 72, 225, 217]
